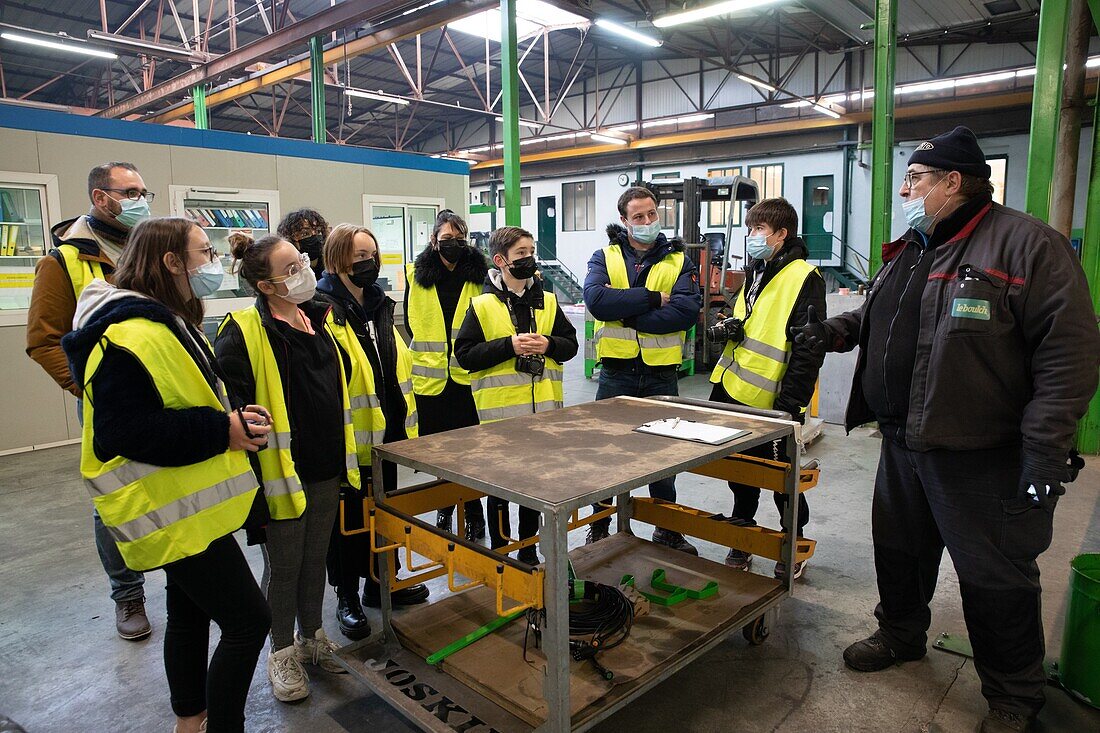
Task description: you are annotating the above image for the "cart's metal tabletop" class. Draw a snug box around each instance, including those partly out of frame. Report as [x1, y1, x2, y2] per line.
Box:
[374, 396, 791, 513]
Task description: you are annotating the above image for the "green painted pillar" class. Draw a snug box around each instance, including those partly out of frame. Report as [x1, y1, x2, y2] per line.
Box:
[309, 36, 326, 144]
[500, 0, 521, 227]
[1077, 96, 1100, 453]
[193, 84, 208, 130]
[868, 0, 897, 276]
[1024, 0, 1069, 221]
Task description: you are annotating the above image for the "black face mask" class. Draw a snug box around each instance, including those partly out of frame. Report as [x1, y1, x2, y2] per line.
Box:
[437, 238, 468, 262]
[298, 234, 324, 258]
[506, 255, 537, 280]
[348, 258, 379, 288]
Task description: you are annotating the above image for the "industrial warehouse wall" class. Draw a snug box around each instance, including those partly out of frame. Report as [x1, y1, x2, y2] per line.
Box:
[469, 128, 1096, 283]
[0, 109, 469, 453]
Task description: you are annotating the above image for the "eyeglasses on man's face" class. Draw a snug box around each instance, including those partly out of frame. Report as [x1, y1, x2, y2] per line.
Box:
[902, 170, 944, 188]
[103, 188, 155, 203]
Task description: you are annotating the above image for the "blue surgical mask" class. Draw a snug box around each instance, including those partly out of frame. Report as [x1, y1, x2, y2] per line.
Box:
[629, 221, 662, 245]
[901, 178, 947, 234]
[188, 257, 224, 298]
[113, 195, 151, 229]
[746, 233, 774, 261]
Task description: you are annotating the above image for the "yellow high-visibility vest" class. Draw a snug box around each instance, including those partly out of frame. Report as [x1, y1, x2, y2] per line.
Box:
[219, 307, 360, 518]
[79, 318, 258, 572]
[469, 291, 563, 423]
[325, 311, 419, 466]
[593, 244, 686, 366]
[58, 244, 107, 298]
[404, 262, 482, 395]
[710, 259, 818, 409]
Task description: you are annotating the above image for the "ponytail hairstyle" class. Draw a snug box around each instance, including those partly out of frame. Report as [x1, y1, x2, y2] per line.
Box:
[431, 208, 469, 244]
[229, 231, 287, 290]
[113, 216, 204, 326]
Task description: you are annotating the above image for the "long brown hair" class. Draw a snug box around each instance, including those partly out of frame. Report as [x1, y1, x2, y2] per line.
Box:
[113, 217, 204, 326]
[323, 223, 380, 274]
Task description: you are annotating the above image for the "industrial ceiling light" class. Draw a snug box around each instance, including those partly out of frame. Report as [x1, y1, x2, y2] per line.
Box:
[594, 19, 663, 47]
[86, 30, 208, 63]
[345, 88, 410, 106]
[497, 117, 544, 129]
[737, 74, 777, 92]
[1, 30, 117, 59]
[590, 133, 629, 145]
[640, 112, 714, 129]
[653, 0, 783, 28]
[811, 104, 841, 119]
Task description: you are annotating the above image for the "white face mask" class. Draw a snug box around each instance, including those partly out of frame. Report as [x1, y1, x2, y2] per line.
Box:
[273, 264, 317, 304]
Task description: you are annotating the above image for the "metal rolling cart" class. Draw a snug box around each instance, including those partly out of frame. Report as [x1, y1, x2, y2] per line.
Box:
[337, 395, 819, 732]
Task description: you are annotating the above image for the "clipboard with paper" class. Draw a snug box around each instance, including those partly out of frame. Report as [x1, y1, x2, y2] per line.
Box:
[634, 416, 751, 445]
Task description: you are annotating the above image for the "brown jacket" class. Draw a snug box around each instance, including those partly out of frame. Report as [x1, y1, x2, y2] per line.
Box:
[26, 216, 118, 396]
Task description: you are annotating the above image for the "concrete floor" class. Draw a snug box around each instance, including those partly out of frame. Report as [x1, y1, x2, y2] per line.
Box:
[2, 314, 1098, 733]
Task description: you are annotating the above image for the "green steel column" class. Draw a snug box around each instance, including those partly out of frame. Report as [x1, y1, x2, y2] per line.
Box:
[868, 0, 897, 276]
[309, 36, 326, 144]
[1077, 97, 1100, 453]
[1024, 0, 1069, 221]
[500, 0, 521, 227]
[193, 84, 208, 130]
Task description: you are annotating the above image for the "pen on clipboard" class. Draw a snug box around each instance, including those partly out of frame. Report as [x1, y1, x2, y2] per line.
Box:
[671, 417, 681, 429]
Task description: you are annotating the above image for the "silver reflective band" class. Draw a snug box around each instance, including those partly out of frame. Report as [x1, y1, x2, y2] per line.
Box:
[410, 340, 447, 353]
[740, 337, 789, 363]
[88, 461, 159, 496]
[412, 365, 448, 379]
[345, 452, 358, 471]
[405, 410, 418, 429]
[355, 429, 387, 446]
[716, 355, 781, 392]
[264, 472, 305, 498]
[638, 334, 683, 350]
[350, 394, 381, 410]
[450, 328, 461, 340]
[105, 470, 257, 544]
[398, 380, 413, 394]
[268, 431, 293, 451]
[477, 403, 540, 421]
[472, 373, 535, 390]
[594, 325, 637, 341]
[534, 400, 563, 413]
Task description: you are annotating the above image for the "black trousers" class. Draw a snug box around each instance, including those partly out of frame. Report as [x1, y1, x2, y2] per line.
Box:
[486, 498, 540, 549]
[163, 534, 271, 731]
[872, 438, 1053, 716]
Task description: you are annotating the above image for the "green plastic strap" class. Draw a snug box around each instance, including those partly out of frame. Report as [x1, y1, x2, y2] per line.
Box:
[425, 608, 526, 666]
[650, 568, 719, 600]
[619, 572, 689, 607]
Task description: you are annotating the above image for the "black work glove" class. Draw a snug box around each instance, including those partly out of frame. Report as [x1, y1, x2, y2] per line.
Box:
[774, 400, 805, 424]
[1019, 452, 1069, 512]
[790, 305, 828, 361]
[724, 317, 745, 345]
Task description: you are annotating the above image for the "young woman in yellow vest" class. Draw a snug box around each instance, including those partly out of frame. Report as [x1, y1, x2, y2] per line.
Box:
[315, 224, 430, 639]
[215, 233, 360, 704]
[61, 217, 272, 733]
[454, 226, 578, 564]
[708, 198, 826, 582]
[403, 209, 489, 541]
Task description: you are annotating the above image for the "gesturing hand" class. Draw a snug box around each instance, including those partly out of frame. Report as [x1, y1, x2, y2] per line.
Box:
[791, 305, 828, 360]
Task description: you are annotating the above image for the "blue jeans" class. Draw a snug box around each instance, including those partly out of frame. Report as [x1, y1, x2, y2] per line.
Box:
[591, 364, 679, 528]
[78, 398, 145, 602]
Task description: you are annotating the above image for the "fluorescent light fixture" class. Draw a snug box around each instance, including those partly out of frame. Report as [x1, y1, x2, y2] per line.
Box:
[1, 31, 117, 59]
[653, 0, 781, 28]
[344, 88, 410, 106]
[607, 123, 639, 132]
[897, 79, 956, 95]
[641, 113, 714, 129]
[1088, 57, 1100, 68]
[450, 0, 586, 42]
[431, 154, 478, 164]
[590, 133, 629, 145]
[811, 104, 841, 119]
[954, 71, 1015, 88]
[86, 30, 207, 63]
[737, 74, 776, 92]
[498, 117, 543, 129]
[594, 19, 662, 47]
[1016, 68, 1037, 77]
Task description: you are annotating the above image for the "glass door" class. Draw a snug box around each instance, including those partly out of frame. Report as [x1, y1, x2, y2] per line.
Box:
[366, 197, 444, 295]
[0, 174, 58, 310]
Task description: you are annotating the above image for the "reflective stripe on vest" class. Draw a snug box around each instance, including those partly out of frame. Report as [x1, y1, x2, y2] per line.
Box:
[220, 307, 360, 516]
[593, 244, 686, 366]
[325, 313, 386, 466]
[79, 317, 258, 572]
[405, 262, 481, 395]
[468, 291, 564, 424]
[58, 244, 106, 298]
[709, 259, 818, 409]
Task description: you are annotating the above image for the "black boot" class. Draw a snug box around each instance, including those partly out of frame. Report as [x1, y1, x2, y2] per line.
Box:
[465, 516, 486, 542]
[842, 631, 925, 672]
[336, 592, 371, 640]
[362, 581, 431, 608]
[436, 509, 454, 532]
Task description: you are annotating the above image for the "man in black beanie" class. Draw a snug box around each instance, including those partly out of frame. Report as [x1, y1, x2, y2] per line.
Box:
[795, 126, 1099, 732]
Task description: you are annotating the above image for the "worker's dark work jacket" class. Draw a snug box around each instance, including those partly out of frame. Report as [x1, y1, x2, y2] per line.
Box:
[583, 223, 702, 372]
[823, 198, 1100, 468]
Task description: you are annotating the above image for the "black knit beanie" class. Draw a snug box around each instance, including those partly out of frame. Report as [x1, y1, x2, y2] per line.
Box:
[907, 126, 991, 178]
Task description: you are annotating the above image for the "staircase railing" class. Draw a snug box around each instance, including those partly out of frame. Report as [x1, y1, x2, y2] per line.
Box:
[536, 241, 585, 297]
[806, 234, 870, 282]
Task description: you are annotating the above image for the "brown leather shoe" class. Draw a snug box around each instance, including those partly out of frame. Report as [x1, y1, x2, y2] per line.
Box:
[115, 597, 152, 640]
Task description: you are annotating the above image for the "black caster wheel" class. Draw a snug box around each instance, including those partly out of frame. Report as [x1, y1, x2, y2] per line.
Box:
[742, 614, 769, 645]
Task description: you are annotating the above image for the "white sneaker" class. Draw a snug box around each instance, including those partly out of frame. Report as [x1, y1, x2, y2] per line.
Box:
[294, 629, 347, 675]
[267, 645, 310, 702]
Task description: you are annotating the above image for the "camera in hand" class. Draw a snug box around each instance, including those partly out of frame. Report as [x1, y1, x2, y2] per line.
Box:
[707, 316, 745, 344]
[515, 353, 546, 377]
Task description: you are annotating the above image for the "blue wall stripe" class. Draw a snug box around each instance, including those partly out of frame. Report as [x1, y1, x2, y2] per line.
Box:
[0, 103, 470, 177]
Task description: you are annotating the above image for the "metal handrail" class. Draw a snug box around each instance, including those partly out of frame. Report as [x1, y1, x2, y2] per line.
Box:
[805, 233, 870, 279]
[535, 242, 584, 290]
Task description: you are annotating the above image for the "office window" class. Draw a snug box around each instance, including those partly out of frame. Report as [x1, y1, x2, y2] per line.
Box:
[562, 180, 595, 231]
[748, 164, 784, 199]
[657, 199, 678, 230]
[988, 156, 1007, 205]
[707, 166, 742, 227]
[497, 187, 531, 208]
[651, 171, 680, 180]
[479, 190, 493, 207]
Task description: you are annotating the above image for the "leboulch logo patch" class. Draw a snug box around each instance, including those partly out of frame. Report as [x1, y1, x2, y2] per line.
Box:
[951, 298, 990, 320]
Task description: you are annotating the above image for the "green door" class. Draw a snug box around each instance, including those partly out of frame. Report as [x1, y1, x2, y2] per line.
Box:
[537, 196, 557, 259]
[802, 175, 834, 260]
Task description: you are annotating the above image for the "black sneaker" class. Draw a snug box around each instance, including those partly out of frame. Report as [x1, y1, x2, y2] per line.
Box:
[517, 546, 539, 566]
[465, 517, 486, 541]
[979, 709, 1034, 733]
[435, 510, 453, 533]
[651, 528, 699, 555]
[362, 582, 431, 608]
[725, 548, 752, 570]
[585, 523, 611, 545]
[843, 631, 925, 672]
[336, 593, 371, 640]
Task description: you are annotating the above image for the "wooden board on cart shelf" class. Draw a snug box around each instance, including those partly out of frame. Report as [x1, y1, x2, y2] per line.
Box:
[376, 396, 789, 510]
[393, 533, 783, 728]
